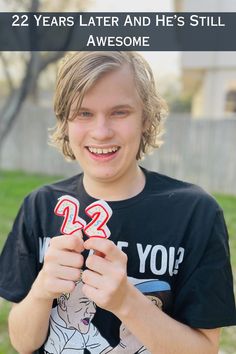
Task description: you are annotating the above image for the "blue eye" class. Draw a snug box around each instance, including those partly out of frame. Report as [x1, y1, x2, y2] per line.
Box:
[78, 111, 92, 118]
[112, 110, 127, 116]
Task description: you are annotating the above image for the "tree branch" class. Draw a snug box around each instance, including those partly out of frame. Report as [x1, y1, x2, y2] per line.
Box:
[39, 52, 65, 73]
[0, 53, 15, 92]
[28, 0, 40, 12]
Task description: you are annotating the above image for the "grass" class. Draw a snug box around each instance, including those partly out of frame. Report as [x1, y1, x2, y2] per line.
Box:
[0, 170, 61, 250]
[0, 170, 235, 353]
[0, 170, 62, 353]
[214, 194, 236, 268]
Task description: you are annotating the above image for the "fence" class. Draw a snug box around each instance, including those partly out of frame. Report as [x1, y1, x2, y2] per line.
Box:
[0, 103, 236, 194]
[143, 114, 236, 195]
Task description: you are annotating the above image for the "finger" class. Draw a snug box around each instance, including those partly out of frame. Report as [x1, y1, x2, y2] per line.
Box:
[84, 238, 127, 264]
[94, 250, 105, 258]
[44, 277, 76, 297]
[55, 265, 82, 282]
[58, 251, 84, 269]
[82, 283, 101, 303]
[82, 283, 118, 311]
[82, 269, 103, 289]
[44, 249, 84, 269]
[50, 234, 84, 253]
[85, 254, 110, 275]
[71, 229, 84, 238]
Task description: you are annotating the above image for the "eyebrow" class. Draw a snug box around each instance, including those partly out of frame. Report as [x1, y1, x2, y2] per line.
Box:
[111, 104, 134, 110]
[77, 104, 134, 111]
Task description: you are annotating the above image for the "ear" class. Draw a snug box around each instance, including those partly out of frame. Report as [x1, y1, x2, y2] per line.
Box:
[58, 294, 68, 311]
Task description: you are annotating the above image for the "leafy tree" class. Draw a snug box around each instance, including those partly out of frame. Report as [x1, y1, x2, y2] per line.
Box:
[0, 0, 89, 149]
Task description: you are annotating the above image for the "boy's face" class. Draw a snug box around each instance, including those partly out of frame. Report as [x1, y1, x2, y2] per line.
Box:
[68, 64, 144, 184]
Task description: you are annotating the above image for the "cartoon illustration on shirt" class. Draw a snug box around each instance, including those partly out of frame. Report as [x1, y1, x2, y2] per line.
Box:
[44, 275, 110, 353]
[44, 276, 171, 354]
[105, 278, 171, 353]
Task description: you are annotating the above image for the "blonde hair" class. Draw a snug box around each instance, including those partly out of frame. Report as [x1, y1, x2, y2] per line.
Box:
[51, 51, 168, 160]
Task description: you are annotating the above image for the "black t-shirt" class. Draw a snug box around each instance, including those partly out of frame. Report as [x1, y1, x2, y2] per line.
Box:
[0, 168, 236, 354]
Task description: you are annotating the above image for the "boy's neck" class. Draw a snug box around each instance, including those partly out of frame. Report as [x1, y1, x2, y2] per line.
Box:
[83, 165, 146, 202]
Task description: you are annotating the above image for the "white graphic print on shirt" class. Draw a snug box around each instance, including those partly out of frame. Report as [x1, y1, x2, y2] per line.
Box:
[44, 276, 171, 354]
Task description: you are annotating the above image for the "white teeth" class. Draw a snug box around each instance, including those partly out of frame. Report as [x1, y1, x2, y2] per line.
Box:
[88, 147, 118, 154]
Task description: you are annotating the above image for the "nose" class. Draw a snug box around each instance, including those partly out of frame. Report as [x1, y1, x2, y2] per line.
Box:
[87, 301, 96, 315]
[90, 115, 114, 141]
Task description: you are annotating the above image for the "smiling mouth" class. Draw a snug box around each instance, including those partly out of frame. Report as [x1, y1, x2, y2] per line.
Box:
[86, 146, 120, 156]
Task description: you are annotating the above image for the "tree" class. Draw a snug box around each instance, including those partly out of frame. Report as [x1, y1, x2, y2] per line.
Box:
[0, 0, 89, 150]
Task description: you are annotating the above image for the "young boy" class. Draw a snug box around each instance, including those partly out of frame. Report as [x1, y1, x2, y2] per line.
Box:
[0, 51, 235, 354]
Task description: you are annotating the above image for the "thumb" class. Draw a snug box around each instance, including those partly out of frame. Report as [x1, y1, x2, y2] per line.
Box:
[71, 229, 84, 239]
[70, 230, 84, 253]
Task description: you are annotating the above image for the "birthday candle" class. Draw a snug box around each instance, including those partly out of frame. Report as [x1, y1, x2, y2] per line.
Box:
[54, 195, 86, 235]
[84, 200, 113, 238]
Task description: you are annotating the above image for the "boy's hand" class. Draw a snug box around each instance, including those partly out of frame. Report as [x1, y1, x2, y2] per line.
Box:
[82, 238, 129, 314]
[33, 231, 84, 300]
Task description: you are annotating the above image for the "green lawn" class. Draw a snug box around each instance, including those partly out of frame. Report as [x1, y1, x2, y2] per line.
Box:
[214, 194, 236, 268]
[0, 170, 235, 353]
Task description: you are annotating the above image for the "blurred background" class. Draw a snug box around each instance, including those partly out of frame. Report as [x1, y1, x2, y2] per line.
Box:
[1, 0, 236, 194]
[0, 0, 235, 353]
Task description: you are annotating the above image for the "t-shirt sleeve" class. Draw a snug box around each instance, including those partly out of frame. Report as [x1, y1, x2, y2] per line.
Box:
[172, 209, 236, 328]
[0, 198, 38, 303]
